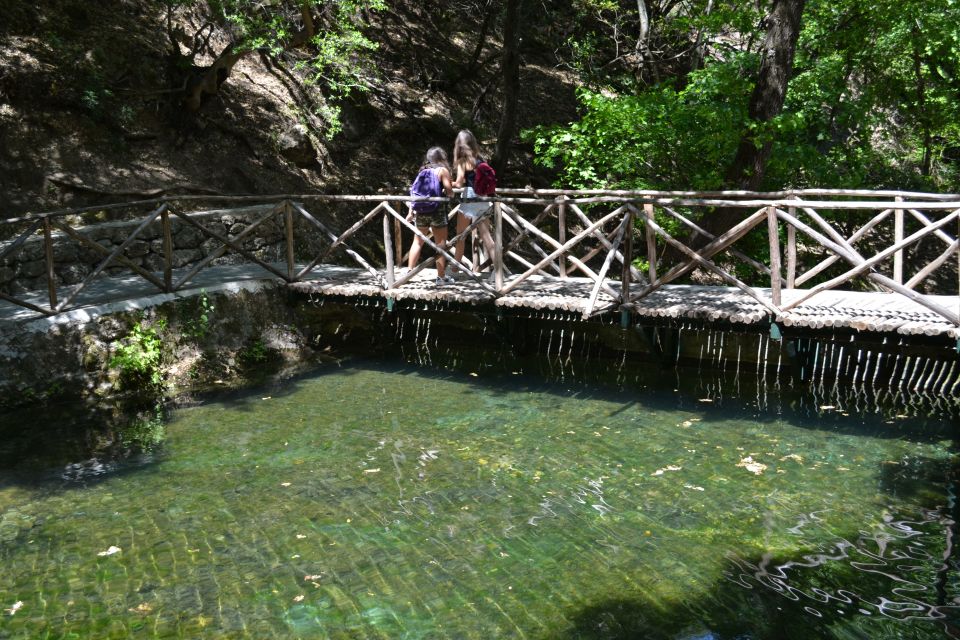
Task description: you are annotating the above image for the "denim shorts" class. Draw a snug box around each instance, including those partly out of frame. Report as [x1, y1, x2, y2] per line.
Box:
[460, 186, 491, 220]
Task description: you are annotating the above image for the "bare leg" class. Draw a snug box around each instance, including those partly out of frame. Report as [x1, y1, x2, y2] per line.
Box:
[454, 212, 469, 271]
[432, 225, 449, 277]
[408, 226, 429, 270]
[477, 219, 497, 269]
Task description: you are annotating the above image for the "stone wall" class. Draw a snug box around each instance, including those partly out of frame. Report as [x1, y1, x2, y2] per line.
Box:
[0, 205, 292, 295]
[0, 281, 313, 407]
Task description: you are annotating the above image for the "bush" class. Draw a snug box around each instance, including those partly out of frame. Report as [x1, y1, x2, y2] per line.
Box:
[110, 319, 165, 389]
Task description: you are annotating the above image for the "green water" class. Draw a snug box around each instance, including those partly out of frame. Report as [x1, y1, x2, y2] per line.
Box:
[1, 360, 958, 639]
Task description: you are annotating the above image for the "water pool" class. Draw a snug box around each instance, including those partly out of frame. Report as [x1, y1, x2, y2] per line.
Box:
[1, 359, 958, 639]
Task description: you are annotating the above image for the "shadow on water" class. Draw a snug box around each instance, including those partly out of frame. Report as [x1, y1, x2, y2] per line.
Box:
[551, 453, 960, 640]
[0, 398, 167, 488]
[0, 354, 365, 491]
[555, 540, 960, 640]
[3, 327, 955, 493]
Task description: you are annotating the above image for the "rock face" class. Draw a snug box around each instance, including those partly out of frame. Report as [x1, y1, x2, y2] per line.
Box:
[0, 282, 312, 409]
[277, 125, 317, 168]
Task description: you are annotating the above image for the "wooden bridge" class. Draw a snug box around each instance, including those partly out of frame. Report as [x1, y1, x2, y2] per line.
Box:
[2, 189, 959, 343]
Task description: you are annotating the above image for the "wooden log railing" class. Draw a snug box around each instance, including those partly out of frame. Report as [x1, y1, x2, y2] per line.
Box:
[0, 191, 958, 331]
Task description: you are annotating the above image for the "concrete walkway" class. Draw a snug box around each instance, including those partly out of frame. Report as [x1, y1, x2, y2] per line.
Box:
[0, 264, 301, 330]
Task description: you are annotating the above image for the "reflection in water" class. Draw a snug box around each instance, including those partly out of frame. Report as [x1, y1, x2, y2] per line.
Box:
[725, 510, 959, 626]
[0, 401, 167, 486]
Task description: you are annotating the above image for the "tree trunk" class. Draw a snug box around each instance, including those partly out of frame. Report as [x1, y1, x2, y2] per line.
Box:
[690, 0, 715, 73]
[724, 0, 806, 190]
[912, 34, 932, 176]
[182, 45, 248, 112]
[492, 0, 524, 175]
[663, 0, 805, 263]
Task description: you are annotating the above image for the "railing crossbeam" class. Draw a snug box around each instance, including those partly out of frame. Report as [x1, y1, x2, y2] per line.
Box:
[292, 203, 381, 282]
[174, 204, 283, 291]
[0, 219, 42, 264]
[583, 210, 631, 319]
[639, 210, 781, 316]
[384, 203, 497, 295]
[794, 209, 892, 287]
[568, 203, 645, 283]
[630, 207, 769, 303]
[499, 207, 624, 298]
[55, 204, 167, 311]
[499, 204, 621, 298]
[777, 207, 960, 324]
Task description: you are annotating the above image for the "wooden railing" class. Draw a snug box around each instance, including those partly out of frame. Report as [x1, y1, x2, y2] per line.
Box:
[1, 190, 958, 329]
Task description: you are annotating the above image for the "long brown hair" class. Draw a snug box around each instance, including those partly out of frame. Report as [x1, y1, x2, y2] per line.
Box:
[453, 129, 482, 173]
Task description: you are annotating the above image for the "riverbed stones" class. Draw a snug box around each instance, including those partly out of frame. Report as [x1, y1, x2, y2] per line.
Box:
[0, 508, 36, 545]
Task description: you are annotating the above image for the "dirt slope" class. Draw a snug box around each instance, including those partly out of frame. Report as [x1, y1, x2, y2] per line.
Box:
[0, 1, 578, 218]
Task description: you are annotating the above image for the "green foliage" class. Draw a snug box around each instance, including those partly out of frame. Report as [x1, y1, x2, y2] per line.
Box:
[534, 0, 960, 192]
[183, 290, 215, 340]
[110, 320, 166, 389]
[239, 338, 270, 365]
[527, 60, 753, 190]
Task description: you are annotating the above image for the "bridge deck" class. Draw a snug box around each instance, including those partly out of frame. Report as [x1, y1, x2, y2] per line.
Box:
[1, 263, 956, 339]
[290, 265, 960, 339]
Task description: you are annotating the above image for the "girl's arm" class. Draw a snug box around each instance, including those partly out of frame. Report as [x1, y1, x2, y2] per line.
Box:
[440, 168, 455, 197]
[452, 164, 466, 188]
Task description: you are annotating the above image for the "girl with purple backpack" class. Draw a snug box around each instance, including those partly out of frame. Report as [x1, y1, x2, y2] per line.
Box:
[407, 147, 455, 284]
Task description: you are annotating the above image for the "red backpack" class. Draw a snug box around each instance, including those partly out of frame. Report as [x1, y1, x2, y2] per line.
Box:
[473, 161, 497, 196]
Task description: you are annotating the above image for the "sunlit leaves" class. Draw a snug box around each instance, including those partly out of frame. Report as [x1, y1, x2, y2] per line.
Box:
[526, 60, 752, 190]
[531, 0, 960, 191]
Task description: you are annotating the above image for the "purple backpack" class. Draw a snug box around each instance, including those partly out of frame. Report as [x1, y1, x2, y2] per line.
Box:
[410, 167, 442, 212]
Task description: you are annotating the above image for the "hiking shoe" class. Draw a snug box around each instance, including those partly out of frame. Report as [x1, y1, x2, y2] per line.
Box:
[436, 275, 455, 285]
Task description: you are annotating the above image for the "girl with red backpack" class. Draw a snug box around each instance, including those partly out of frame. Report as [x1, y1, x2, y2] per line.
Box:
[407, 147, 455, 284]
[451, 130, 497, 277]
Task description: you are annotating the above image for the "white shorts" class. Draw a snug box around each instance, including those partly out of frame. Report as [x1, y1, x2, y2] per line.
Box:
[459, 186, 491, 220]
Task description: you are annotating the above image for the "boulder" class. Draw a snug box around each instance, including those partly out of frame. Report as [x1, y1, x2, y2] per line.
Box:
[277, 124, 316, 167]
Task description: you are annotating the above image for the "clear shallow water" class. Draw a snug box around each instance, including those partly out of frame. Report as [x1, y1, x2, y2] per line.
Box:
[1, 360, 958, 639]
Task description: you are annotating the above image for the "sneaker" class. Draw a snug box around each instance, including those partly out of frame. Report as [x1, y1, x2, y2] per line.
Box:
[436, 275, 455, 285]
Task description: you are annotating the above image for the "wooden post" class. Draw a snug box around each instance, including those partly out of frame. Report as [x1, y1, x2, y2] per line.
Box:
[494, 201, 504, 289]
[43, 216, 57, 310]
[393, 201, 403, 263]
[643, 203, 657, 282]
[894, 195, 904, 284]
[767, 206, 782, 307]
[786, 206, 796, 290]
[383, 204, 395, 289]
[558, 196, 567, 278]
[620, 206, 634, 305]
[161, 207, 174, 292]
[284, 201, 296, 280]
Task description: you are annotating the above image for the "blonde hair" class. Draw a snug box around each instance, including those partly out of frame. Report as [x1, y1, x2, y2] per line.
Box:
[453, 129, 482, 173]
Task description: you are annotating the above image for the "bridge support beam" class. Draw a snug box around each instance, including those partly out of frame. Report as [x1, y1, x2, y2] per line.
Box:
[636, 325, 681, 369]
[786, 338, 820, 383]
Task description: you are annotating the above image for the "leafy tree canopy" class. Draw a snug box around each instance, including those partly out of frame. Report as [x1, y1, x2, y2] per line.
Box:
[528, 0, 960, 191]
